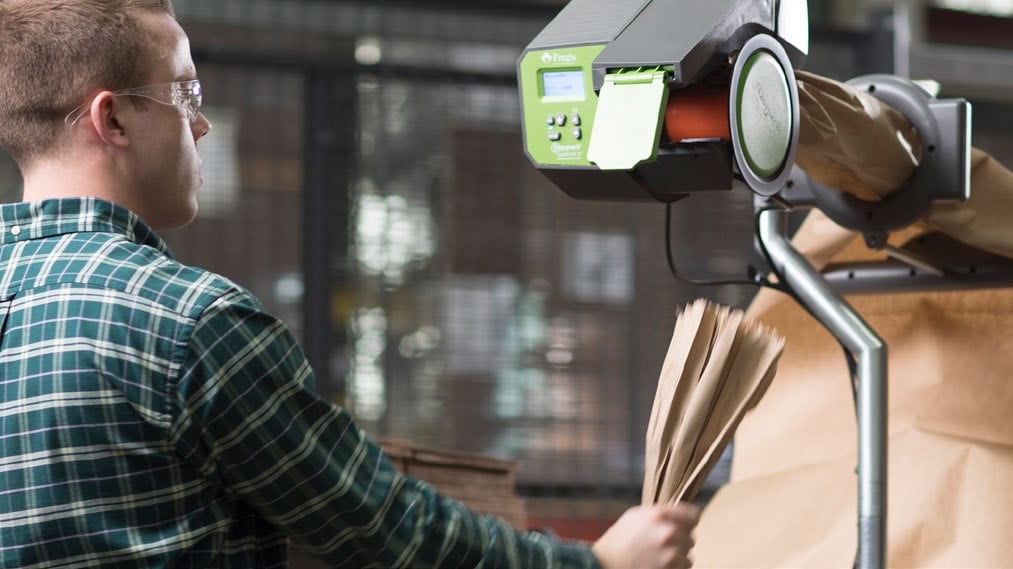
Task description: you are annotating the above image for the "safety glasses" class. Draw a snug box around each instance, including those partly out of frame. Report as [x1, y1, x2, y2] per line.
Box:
[65, 80, 203, 126]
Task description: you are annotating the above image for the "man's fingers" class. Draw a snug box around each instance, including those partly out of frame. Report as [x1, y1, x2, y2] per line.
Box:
[594, 504, 699, 569]
[652, 507, 697, 552]
[662, 529, 695, 553]
[651, 503, 699, 528]
[670, 504, 701, 525]
[677, 534, 695, 550]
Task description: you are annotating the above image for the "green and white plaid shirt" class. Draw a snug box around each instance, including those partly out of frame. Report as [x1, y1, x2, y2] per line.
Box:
[0, 198, 599, 569]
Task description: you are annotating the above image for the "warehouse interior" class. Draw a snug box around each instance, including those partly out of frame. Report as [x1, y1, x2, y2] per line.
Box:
[1, 1, 1010, 567]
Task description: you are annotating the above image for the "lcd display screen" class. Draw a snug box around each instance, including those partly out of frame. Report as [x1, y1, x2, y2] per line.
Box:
[542, 71, 585, 99]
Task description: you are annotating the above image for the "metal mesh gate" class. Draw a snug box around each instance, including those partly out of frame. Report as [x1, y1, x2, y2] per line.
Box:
[2, 1, 1011, 559]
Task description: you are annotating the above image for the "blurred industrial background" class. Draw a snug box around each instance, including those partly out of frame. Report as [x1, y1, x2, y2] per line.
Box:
[1, 0, 1010, 552]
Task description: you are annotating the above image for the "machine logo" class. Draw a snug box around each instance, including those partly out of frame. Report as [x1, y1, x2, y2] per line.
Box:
[551, 141, 583, 160]
[541, 51, 578, 64]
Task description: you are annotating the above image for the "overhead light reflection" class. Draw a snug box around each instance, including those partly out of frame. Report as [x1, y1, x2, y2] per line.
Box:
[350, 307, 388, 421]
[355, 37, 383, 65]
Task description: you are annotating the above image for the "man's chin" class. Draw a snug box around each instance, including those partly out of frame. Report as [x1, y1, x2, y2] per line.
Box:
[150, 202, 200, 233]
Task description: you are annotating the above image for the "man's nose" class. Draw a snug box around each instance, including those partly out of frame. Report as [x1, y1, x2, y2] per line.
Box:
[192, 112, 212, 141]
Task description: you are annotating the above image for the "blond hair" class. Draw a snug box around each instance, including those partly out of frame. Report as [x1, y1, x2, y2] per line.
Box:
[0, 0, 176, 167]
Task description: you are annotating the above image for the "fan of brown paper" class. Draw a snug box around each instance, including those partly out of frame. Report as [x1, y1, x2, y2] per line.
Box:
[643, 299, 785, 505]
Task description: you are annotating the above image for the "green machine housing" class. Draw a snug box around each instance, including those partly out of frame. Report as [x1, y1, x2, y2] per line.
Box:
[518, 0, 809, 202]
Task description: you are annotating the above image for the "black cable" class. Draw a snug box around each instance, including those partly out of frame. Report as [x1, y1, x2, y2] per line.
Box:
[665, 202, 861, 409]
[663, 203, 778, 290]
[844, 345, 860, 411]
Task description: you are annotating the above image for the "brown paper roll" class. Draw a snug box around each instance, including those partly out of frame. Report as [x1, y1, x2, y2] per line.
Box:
[795, 70, 1013, 260]
[795, 70, 921, 202]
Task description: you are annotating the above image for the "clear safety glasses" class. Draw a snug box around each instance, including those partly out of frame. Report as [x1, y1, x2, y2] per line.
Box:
[64, 80, 203, 126]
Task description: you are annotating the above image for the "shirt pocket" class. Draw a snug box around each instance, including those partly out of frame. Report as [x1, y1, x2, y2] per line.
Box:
[0, 293, 12, 342]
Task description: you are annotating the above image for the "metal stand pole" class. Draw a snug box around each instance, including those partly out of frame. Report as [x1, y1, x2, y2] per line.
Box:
[758, 209, 888, 569]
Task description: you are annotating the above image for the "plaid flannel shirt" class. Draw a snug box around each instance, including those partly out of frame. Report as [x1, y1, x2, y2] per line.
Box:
[0, 198, 599, 569]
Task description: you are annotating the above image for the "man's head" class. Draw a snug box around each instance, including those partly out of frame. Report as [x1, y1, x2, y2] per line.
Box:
[0, 0, 175, 165]
[0, 0, 212, 231]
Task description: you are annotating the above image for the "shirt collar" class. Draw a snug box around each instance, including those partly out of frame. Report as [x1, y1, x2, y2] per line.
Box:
[0, 197, 173, 257]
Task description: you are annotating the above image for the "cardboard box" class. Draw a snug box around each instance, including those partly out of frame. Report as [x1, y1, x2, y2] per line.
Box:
[378, 438, 528, 530]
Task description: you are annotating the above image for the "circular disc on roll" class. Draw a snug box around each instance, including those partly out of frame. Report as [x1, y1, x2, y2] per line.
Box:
[735, 50, 792, 179]
[728, 34, 799, 197]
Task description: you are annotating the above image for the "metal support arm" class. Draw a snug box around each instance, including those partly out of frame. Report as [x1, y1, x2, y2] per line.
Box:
[758, 209, 888, 569]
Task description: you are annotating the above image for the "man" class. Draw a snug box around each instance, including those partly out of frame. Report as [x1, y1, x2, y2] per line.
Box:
[0, 1, 699, 567]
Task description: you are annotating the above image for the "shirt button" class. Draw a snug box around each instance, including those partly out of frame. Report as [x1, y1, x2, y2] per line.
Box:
[10, 225, 21, 236]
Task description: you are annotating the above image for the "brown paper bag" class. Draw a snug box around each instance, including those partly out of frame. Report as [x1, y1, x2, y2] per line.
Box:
[644, 299, 785, 505]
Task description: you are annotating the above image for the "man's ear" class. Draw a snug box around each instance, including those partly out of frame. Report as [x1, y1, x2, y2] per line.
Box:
[88, 92, 131, 148]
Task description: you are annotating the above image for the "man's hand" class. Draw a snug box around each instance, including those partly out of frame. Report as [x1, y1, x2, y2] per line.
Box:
[592, 504, 700, 569]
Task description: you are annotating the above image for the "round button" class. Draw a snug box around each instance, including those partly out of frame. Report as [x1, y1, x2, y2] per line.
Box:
[10, 225, 21, 236]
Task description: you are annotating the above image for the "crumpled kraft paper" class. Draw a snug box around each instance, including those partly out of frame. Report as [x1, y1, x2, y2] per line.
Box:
[796, 70, 922, 202]
[643, 300, 784, 506]
[796, 70, 1013, 261]
[921, 148, 1013, 260]
[694, 215, 1013, 568]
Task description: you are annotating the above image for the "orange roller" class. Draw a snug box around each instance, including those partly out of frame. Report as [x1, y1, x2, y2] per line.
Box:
[664, 85, 731, 142]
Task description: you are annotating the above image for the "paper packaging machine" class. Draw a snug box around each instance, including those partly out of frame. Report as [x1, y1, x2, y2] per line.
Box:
[516, 1, 998, 568]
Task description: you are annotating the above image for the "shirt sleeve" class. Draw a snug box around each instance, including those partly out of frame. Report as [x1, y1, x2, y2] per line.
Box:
[170, 288, 602, 569]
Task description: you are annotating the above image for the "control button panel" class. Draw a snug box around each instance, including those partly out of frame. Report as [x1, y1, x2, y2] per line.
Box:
[544, 109, 586, 145]
[519, 44, 604, 166]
